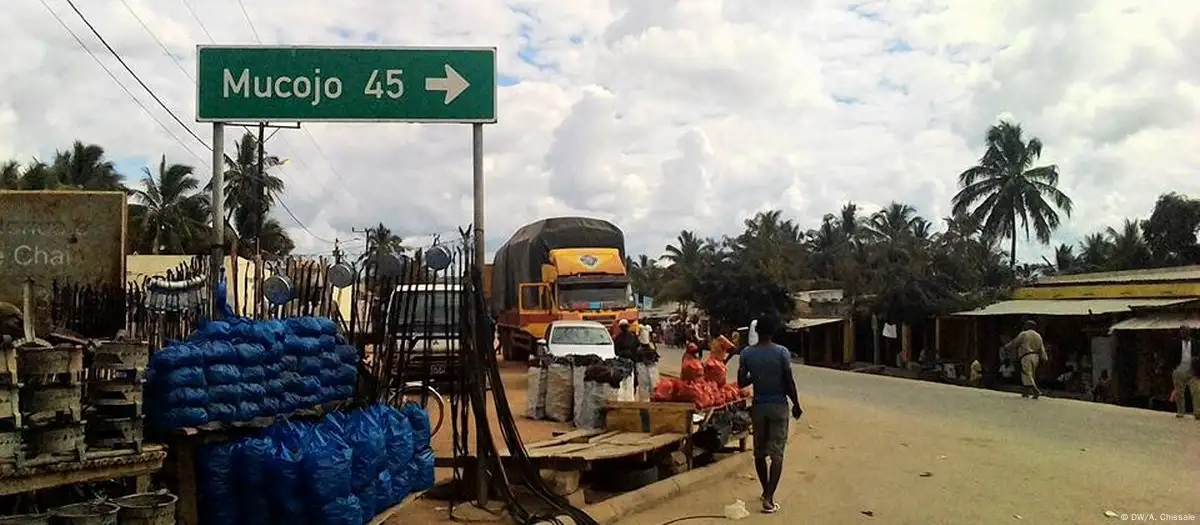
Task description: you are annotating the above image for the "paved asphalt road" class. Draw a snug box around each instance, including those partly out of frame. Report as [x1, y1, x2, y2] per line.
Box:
[623, 347, 1200, 525]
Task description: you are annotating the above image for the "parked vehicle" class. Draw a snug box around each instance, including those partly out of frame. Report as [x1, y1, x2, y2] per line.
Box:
[537, 320, 617, 360]
[490, 217, 640, 362]
[384, 282, 463, 387]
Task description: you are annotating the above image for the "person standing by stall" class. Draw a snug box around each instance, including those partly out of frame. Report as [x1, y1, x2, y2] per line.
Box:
[1002, 320, 1049, 399]
[1171, 326, 1199, 419]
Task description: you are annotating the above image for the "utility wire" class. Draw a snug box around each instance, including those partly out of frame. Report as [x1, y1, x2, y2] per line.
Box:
[179, 0, 214, 41]
[118, 0, 193, 81]
[63, 0, 209, 151]
[234, 0, 263, 43]
[37, 0, 206, 165]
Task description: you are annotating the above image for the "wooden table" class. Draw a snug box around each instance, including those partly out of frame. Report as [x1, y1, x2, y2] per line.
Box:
[0, 445, 165, 496]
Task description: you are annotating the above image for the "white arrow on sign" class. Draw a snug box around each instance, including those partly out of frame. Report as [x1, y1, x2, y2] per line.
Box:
[425, 64, 470, 104]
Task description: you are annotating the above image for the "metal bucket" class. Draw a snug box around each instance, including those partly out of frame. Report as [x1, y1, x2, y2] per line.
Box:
[49, 502, 119, 525]
[114, 492, 176, 525]
[0, 514, 49, 525]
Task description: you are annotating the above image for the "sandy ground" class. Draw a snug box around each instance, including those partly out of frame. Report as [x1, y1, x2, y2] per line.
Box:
[390, 359, 571, 524]
[622, 348, 1200, 525]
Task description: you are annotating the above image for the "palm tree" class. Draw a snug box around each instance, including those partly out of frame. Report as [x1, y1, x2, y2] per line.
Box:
[1078, 233, 1112, 272]
[20, 161, 57, 190]
[662, 230, 716, 303]
[130, 156, 208, 254]
[215, 132, 286, 239]
[366, 223, 404, 257]
[257, 218, 295, 256]
[0, 161, 20, 189]
[1106, 219, 1152, 271]
[51, 141, 124, 190]
[951, 120, 1073, 268]
[1040, 244, 1078, 275]
[865, 202, 927, 243]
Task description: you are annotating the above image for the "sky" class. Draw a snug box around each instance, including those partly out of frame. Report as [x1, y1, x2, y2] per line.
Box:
[2, 0, 1198, 264]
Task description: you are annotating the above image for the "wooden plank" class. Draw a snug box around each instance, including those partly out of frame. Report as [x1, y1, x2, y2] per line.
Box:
[526, 429, 606, 450]
[605, 406, 692, 435]
[0, 449, 165, 496]
[602, 401, 695, 412]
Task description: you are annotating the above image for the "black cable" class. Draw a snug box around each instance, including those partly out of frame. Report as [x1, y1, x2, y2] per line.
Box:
[235, 0, 263, 43]
[118, 0, 193, 81]
[37, 0, 207, 165]
[179, 0, 214, 41]
[63, 0, 210, 150]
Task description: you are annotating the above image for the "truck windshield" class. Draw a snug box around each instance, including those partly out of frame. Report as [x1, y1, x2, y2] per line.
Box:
[558, 284, 632, 311]
[391, 291, 460, 327]
[550, 326, 612, 345]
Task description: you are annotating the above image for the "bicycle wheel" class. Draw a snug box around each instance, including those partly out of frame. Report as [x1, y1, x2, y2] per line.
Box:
[398, 386, 446, 438]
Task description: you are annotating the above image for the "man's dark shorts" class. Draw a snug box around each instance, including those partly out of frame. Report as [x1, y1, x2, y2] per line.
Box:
[751, 402, 789, 460]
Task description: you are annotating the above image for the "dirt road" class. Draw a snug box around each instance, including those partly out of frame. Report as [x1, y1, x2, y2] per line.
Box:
[623, 349, 1200, 524]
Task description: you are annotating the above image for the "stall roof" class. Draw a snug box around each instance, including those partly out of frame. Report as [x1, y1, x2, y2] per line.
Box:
[952, 298, 1194, 317]
[1110, 312, 1200, 331]
[786, 317, 843, 330]
[1033, 265, 1200, 285]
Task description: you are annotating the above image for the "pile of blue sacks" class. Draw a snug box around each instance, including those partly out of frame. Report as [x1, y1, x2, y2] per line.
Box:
[196, 403, 436, 525]
[147, 316, 360, 429]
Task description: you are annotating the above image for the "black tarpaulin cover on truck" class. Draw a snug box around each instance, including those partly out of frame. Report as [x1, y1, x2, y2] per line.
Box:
[490, 217, 625, 314]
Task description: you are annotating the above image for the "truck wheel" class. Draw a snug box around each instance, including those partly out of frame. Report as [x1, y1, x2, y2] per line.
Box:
[509, 345, 530, 363]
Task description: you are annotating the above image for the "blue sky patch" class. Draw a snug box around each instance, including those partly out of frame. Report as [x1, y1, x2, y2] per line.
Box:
[833, 95, 861, 105]
[885, 39, 913, 53]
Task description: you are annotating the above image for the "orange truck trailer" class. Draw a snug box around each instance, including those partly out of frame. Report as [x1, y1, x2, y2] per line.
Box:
[489, 217, 639, 362]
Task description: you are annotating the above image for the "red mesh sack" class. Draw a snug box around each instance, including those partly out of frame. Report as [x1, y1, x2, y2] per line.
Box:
[652, 378, 680, 402]
[703, 357, 728, 386]
[678, 381, 710, 408]
[705, 382, 723, 407]
[722, 383, 741, 403]
[681, 356, 704, 381]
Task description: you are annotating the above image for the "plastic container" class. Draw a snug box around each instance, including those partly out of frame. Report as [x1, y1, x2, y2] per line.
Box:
[48, 502, 119, 525]
[114, 491, 178, 525]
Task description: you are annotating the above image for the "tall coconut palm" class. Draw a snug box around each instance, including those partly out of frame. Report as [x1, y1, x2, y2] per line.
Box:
[130, 156, 208, 254]
[20, 161, 57, 190]
[1106, 219, 1152, 271]
[215, 132, 286, 239]
[1040, 244, 1078, 275]
[51, 141, 124, 190]
[865, 202, 927, 244]
[1078, 233, 1112, 272]
[952, 120, 1073, 268]
[662, 230, 716, 303]
[0, 161, 20, 189]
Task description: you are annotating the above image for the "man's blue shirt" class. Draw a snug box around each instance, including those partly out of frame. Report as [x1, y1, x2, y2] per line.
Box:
[737, 343, 794, 405]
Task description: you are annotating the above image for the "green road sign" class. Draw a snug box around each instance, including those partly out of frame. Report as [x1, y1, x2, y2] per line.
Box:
[196, 45, 496, 123]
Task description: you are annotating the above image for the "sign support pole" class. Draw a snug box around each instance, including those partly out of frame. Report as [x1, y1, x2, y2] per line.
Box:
[210, 122, 226, 318]
[471, 122, 490, 506]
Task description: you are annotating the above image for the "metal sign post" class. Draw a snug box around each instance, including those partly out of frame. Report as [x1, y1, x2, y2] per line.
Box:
[196, 44, 498, 505]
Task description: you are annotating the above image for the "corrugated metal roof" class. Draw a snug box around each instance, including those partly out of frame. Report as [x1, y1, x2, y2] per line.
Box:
[1110, 312, 1200, 331]
[786, 317, 843, 330]
[1034, 265, 1200, 285]
[952, 298, 1194, 317]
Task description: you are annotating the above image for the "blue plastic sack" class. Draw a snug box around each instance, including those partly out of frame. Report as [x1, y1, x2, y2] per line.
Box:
[319, 495, 362, 525]
[235, 343, 267, 364]
[162, 407, 208, 428]
[241, 365, 266, 383]
[299, 377, 322, 395]
[201, 341, 239, 364]
[400, 404, 432, 450]
[317, 317, 338, 336]
[206, 364, 242, 385]
[154, 344, 203, 368]
[378, 405, 415, 480]
[300, 395, 322, 409]
[336, 364, 358, 386]
[235, 437, 272, 523]
[283, 335, 322, 357]
[298, 356, 324, 376]
[318, 334, 337, 351]
[265, 379, 287, 397]
[166, 387, 209, 407]
[265, 430, 305, 521]
[166, 367, 206, 388]
[372, 469, 395, 514]
[280, 355, 299, 372]
[345, 410, 386, 491]
[242, 382, 268, 399]
[334, 345, 358, 365]
[264, 363, 284, 380]
[236, 401, 260, 421]
[208, 403, 237, 423]
[319, 369, 341, 389]
[208, 384, 242, 404]
[353, 483, 377, 520]
[261, 319, 287, 340]
[320, 353, 342, 369]
[302, 427, 353, 503]
[281, 393, 305, 412]
[409, 448, 436, 491]
[197, 442, 238, 525]
[260, 397, 282, 416]
[193, 320, 233, 342]
[318, 386, 340, 404]
[287, 317, 324, 337]
[334, 385, 355, 400]
[231, 321, 258, 342]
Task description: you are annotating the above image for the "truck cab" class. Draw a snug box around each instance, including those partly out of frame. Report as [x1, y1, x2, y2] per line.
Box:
[384, 282, 462, 386]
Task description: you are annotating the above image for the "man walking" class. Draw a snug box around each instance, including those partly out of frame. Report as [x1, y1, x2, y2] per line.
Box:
[1171, 326, 1199, 420]
[737, 315, 802, 514]
[1002, 320, 1049, 399]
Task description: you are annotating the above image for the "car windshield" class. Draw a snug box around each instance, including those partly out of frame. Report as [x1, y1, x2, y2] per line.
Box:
[558, 285, 632, 311]
[550, 326, 612, 345]
[391, 291, 460, 327]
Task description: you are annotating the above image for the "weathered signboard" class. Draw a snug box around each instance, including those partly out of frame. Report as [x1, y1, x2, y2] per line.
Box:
[0, 191, 127, 327]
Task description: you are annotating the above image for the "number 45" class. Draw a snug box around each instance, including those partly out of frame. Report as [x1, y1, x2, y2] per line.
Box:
[365, 69, 403, 99]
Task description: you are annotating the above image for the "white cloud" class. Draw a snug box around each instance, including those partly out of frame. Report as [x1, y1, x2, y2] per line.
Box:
[1, 0, 1198, 263]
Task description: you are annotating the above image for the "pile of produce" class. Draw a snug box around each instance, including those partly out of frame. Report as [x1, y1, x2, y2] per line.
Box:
[147, 316, 359, 429]
[651, 354, 744, 408]
[196, 403, 435, 525]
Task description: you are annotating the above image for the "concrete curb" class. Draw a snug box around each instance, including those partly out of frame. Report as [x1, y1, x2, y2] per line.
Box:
[583, 450, 757, 525]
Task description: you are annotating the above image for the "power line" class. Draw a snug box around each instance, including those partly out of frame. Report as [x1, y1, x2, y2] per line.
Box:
[63, 0, 210, 151]
[179, 0, 213, 41]
[36, 0, 206, 165]
[118, 0, 193, 81]
[234, 0, 263, 43]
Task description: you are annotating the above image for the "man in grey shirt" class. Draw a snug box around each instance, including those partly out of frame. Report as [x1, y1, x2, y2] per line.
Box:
[737, 315, 802, 514]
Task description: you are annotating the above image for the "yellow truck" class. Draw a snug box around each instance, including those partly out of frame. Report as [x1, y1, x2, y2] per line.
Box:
[489, 218, 639, 361]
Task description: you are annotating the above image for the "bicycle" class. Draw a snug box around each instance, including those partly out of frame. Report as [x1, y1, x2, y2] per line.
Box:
[390, 380, 446, 438]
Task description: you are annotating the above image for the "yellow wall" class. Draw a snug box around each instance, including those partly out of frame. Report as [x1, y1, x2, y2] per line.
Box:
[1013, 282, 1200, 300]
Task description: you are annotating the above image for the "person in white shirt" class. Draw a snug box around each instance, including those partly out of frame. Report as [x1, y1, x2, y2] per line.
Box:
[1171, 326, 1199, 419]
